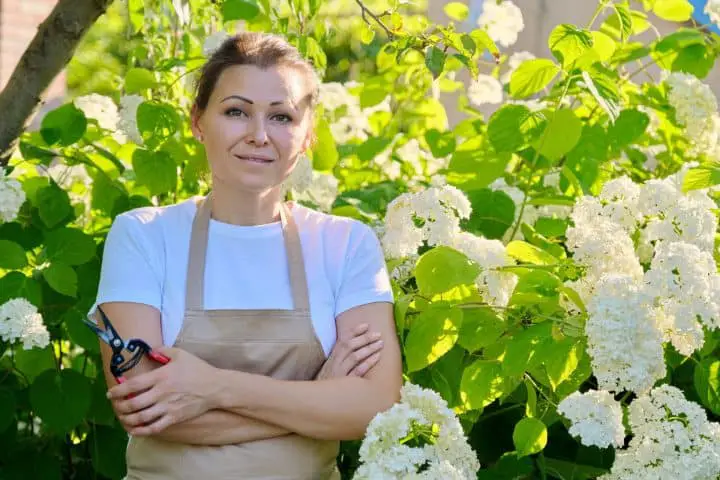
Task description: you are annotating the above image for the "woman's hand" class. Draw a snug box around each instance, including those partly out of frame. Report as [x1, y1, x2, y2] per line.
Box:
[315, 323, 384, 380]
[106, 347, 222, 436]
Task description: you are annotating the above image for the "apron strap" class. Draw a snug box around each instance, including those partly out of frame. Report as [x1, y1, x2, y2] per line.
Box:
[185, 194, 310, 312]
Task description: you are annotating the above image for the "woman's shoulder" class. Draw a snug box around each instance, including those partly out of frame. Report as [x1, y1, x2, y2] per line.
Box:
[109, 197, 198, 237]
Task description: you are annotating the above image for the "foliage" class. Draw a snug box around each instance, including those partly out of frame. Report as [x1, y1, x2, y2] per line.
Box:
[2, 0, 720, 478]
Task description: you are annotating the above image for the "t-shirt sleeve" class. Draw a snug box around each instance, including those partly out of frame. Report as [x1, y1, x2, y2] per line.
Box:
[87, 213, 163, 320]
[335, 222, 394, 317]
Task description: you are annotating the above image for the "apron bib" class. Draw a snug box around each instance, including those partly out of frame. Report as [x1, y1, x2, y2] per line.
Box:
[125, 194, 340, 480]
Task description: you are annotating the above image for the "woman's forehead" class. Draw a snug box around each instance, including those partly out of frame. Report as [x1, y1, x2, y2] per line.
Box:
[211, 64, 309, 108]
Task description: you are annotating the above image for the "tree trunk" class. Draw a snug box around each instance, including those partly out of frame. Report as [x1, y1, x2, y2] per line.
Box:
[0, 0, 115, 167]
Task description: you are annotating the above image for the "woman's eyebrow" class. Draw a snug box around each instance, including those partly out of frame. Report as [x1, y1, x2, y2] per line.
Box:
[221, 95, 286, 106]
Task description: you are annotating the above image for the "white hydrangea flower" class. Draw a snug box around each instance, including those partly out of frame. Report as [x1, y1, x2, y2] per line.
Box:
[477, 0, 524, 47]
[319, 82, 358, 113]
[666, 73, 719, 156]
[73, 93, 120, 131]
[705, 0, 720, 25]
[506, 99, 548, 112]
[467, 74, 503, 106]
[202, 31, 231, 57]
[0, 168, 26, 223]
[0, 298, 50, 350]
[644, 241, 720, 354]
[381, 186, 471, 258]
[584, 274, 666, 394]
[354, 383, 480, 479]
[451, 232, 518, 307]
[603, 385, 720, 480]
[293, 171, 339, 212]
[118, 95, 144, 144]
[557, 390, 625, 448]
[501, 51, 535, 83]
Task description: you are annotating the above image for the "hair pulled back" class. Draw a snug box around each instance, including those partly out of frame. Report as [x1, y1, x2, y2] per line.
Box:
[193, 32, 320, 112]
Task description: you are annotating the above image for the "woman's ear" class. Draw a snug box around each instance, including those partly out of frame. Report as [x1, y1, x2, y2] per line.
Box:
[190, 104, 204, 142]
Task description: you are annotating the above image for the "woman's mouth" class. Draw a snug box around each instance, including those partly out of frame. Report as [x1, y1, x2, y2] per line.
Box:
[235, 155, 274, 164]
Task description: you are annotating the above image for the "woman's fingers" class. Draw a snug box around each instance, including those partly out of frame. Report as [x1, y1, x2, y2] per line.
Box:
[349, 351, 382, 377]
[341, 338, 384, 374]
[112, 388, 158, 415]
[119, 403, 166, 429]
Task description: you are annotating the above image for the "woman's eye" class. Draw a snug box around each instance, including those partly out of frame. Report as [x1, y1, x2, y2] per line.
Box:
[272, 113, 293, 122]
[224, 108, 247, 117]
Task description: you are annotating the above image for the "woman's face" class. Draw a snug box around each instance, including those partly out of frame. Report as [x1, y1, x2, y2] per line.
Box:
[192, 64, 313, 193]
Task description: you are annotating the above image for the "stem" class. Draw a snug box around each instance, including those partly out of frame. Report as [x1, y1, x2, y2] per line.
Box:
[524, 373, 558, 408]
[586, 0, 607, 30]
[354, 0, 394, 39]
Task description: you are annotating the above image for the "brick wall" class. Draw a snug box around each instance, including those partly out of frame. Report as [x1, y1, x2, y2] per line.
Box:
[0, 0, 66, 101]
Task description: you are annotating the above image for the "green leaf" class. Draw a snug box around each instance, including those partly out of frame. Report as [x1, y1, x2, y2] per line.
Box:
[448, 138, 511, 190]
[609, 3, 633, 41]
[15, 346, 55, 381]
[0, 390, 16, 433]
[458, 306, 506, 352]
[40, 104, 87, 146]
[0, 240, 27, 269]
[460, 359, 505, 410]
[424, 129, 456, 158]
[42, 263, 77, 297]
[543, 458, 609, 479]
[444, 2, 469, 21]
[580, 71, 621, 122]
[591, 31, 617, 61]
[469, 29, 500, 59]
[312, 118, 338, 171]
[488, 105, 546, 153]
[91, 174, 128, 215]
[35, 184, 73, 228]
[682, 163, 720, 192]
[405, 306, 463, 372]
[509, 59, 560, 99]
[88, 425, 128, 479]
[359, 77, 390, 109]
[136, 101, 180, 149]
[503, 323, 553, 378]
[124, 68, 156, 94]
[425, 46, 446, 79]
[506, 240, 558, 265]
[360, 23, 375, 44]
[44, 228, 96, 266]
[30, 369, 92, 434]
[222, 0, 260, 20]
[544, 338, 583, 390]
[694, 358, 720, 415]
[513, 417, 548, 457]
[653, 0, 693, 21]
[532, 108, 583, 161]
[608, 109, 649, 148]
[132, 149, 177, 196]
[464, 189, 516, 240]
[415, 246, 480, 297]
[509, 270, 562, 311]
[548, 24, 594, 68]
[0, 272, 42, 307]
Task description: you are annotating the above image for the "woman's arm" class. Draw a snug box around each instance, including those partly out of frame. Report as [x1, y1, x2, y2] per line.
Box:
[213, 302, 402, 441]
[97, 302, 294, 443]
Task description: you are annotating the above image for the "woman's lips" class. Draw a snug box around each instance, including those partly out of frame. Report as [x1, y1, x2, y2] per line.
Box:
[235, 155, 274, 164]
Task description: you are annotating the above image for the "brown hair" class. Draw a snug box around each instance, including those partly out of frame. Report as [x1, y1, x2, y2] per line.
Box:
[193, 32, 320, 113]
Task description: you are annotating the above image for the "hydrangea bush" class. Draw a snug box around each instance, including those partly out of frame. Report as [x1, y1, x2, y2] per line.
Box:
[1, 0, 720, 478]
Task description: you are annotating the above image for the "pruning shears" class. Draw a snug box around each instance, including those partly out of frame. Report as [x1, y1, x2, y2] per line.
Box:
[83, 306, 170, 389]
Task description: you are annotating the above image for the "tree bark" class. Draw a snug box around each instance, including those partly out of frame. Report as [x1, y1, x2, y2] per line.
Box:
[0, 0, 115, 167]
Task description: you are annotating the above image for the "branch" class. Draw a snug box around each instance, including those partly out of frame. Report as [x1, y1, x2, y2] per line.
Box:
[354, 0, 394, 40]
[0, 0, 115, 167]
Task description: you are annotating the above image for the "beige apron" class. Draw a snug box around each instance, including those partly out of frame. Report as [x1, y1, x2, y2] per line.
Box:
[125, 194, 340, 480]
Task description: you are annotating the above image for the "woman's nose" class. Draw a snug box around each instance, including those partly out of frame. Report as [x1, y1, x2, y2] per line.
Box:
[246, 118, 268, 145]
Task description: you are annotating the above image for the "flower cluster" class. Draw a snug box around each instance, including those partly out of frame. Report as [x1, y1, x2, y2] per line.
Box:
[602, 385, 720, 480]
[118, 94, 145, 145]
[73, 94, 120, 131]
[354, 383, 479, 479]
[665, 72, 720, 155]
[318, 82, 390, 145]
[0, 298, 50, 350]
[705, 0, 720, 26]
[0, 168, 26, 223]
[566, 170, 720, 393]
[395, 138, 448, 178]
[381, 185, 471, 258]
[467, 74, 503, 106]
[476, 0, 524, 48]
[557, 390, 625, 449]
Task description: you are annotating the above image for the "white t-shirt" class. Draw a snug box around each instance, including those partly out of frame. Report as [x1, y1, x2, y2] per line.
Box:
[88, 197, 394, 356]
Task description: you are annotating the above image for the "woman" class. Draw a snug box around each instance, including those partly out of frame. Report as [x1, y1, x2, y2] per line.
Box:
[90, 32, 402, 479]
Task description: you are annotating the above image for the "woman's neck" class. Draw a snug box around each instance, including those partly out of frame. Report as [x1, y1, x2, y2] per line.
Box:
[207, 182, 284, 226]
